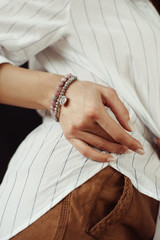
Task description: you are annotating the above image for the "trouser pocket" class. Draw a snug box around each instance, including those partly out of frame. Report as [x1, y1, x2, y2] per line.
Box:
[87, 169, 158, 240]
[88, 174, 133, 239]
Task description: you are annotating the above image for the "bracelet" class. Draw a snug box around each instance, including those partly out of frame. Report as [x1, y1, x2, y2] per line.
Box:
[50, 74, 77, 121]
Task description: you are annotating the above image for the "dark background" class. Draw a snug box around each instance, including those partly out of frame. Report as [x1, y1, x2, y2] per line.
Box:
[150, 0, 160, 12]
[0, 1, 160, 183]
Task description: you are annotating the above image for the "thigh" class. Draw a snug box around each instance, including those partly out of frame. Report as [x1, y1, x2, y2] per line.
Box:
[64, 167, 159, 240]
[11, 166, 119, 240]
[11, 166, 159, 240]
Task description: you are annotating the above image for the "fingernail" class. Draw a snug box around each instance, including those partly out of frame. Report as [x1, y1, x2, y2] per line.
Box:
[128, 120, 135, 132]
[124, 149, 133, 154]
[136, 149, 145, 155]
[107, 157, 116, 162]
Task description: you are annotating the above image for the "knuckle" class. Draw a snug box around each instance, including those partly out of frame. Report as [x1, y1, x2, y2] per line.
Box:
[64, 130, 70, 140]
[107, 88, 117, 98]
[96, 154, 106, 162]
[117, 147, 127, 154]
[76, 118, 86, 129]
[114, 133, 123, 143]
[128, 142, 138, 150]
[95, 142, 105, 150]
[81, 148, 88, 157]
[64, 131, 70, 140]
[64, 125, 76, 138]
[86, 106, 98, 119]
[69, 125, 77, 135]
[121, 108, 129, 117]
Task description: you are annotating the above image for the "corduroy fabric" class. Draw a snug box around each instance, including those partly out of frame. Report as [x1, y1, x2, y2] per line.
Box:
[11, 166, 158, 240]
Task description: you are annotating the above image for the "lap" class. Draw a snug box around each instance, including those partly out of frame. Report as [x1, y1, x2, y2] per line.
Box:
[11, 166, 159, 240]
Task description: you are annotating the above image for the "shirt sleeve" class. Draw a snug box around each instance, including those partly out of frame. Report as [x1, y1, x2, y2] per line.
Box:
[0, 0, 70, 66]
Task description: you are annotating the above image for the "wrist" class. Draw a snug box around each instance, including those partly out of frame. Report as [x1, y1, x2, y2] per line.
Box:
[41, 72, 63, 111]
[49, 74, 78, 121]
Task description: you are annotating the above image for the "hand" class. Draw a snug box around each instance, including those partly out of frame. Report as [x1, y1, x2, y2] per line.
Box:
[59, 80, 144, 162]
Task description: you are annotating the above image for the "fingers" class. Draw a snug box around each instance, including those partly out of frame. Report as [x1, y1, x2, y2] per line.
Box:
[101, 87, 134, 132]
[70, 138, 116, 162]
[78, 131, 128, 154]
[97, 110, 144, 154]
[82, 122, 116, 143]
[60, 81, 145, 159]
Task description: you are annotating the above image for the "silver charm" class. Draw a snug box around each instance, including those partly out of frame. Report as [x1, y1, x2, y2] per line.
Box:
[59, 95, 68, 106]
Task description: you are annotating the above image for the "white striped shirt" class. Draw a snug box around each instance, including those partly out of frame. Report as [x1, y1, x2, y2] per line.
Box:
[0, 0, 160, 239]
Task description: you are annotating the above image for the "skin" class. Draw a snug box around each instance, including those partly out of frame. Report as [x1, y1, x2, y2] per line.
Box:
[0, 63, 147, 162]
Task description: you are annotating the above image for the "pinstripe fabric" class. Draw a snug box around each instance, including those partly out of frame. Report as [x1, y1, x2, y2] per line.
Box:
[0, 0, 160, 239]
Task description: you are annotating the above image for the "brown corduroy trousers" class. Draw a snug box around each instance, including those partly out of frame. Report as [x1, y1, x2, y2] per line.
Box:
[12, 166, 159, 240]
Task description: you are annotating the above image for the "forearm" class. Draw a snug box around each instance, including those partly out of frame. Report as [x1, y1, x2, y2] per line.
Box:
[0, 63, 62, 110]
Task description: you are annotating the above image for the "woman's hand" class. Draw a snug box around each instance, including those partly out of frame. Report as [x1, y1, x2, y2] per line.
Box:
[59, 80, 144, 162]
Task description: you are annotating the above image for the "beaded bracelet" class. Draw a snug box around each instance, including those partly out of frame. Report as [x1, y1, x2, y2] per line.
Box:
[50, 74, 77, 121]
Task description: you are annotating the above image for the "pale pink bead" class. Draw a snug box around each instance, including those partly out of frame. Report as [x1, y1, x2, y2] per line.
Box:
[59, 81, 64, 87]
[55, 92, 59, 97]
[65, 73, 72, 79]
[61, 77, 66, 82]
